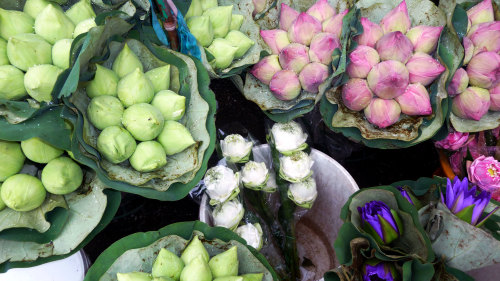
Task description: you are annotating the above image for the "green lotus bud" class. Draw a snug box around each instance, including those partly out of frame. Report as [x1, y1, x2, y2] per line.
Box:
[158, 121, 196, 156]
[87, 96, 124, 130]
[1, 174, 46, 212]
[230, 15, 244, 31]
[0, 65, 26, 100]
[225, 30, 254, 59]
[151, 90, 186, 121]
[113, 43, 144, 78]
[122, 103, 164, 141]
[117, 272, 152, 281]
[0, 184, 5, 211]
[201, 0, 218, 11]
[0, 38, 8, 65]
[180, 235, 209, 265]
[0, 141, 25, 182]
[21, 137, 63, 163]
[152, 248, 185, 280]
[24, 64, 63, 103]
[97, 126, 137, 164]
[206, 38, 238, 69]
[241, 274, 264, 281]
[52, 39, 73, 69]
[209, 246, 238, 278]
[41, 157, 83, 195]
[87, 65, 119, 98]
[65, 0, 96, 25]
[0, 8, 34, 40]
[185, 0, 203, 19]
[35, 4, 75, 44]
[73, 18, 96, 38]
[129, 141, 167, 172]
[187, 16, 214, 47]
[24, 0, 59, 19]
[145, 65, 171, 93]
[179, 255, 212, 281]
[203, 6, 233, 38]
[117, 68, 155, 107]
[153, 278, 175, 281]
[7, 34, 52, 71]
[213, 277, 243, 281]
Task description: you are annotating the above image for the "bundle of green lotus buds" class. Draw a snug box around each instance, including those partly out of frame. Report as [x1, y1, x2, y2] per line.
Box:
[0, 139, 83, 212]
[0, 0, 97, 102]
[84, 43, 195, 173]
[185, 0, 255, 70]
[250, 0, 345, 101]
[448, 0, 500, 121]
[117, 235, 265, 281]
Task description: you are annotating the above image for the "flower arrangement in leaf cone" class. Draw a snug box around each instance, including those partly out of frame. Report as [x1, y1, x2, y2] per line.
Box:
[341, 0, 445, 128]
[251, 0, 345, 100]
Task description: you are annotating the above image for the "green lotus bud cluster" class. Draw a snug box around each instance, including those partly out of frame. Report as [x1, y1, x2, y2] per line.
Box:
[0, 139, 83, 213]
[0, 0, 96, 102]
[87, 43, 195, 172]
[117, 235, 264, 281]
[185, 1, 254, 70]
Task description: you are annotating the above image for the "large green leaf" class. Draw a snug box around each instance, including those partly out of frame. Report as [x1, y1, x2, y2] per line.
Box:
[84, 221, 279, 281]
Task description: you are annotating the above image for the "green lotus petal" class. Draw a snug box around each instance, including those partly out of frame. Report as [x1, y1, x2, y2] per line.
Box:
[278, 143, 308, 156]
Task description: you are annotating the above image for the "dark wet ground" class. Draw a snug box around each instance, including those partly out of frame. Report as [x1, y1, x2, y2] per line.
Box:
[84, 79, 440, 262]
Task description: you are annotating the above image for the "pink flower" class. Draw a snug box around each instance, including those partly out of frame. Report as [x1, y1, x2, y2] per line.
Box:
[467, 155, 500, 193]
[467, 0, 494, 26]
[435, 130, 471, 151]
[279, 3, 299, 31]
[379, 0, 411, 34]
[260, 29, 290, 55]
[355, 17, 384, 48]
[306, 0, 336, 22]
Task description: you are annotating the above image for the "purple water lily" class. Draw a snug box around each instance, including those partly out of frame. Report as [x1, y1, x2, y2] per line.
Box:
[441, 177, 499, 227]
[363, 262, 395, 281]
[397, 186, 414, 205]
[358, 201, 402, 244]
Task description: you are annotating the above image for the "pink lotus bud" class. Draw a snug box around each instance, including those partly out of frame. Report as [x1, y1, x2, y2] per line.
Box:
[367, 60, 409, 99]
[406, 25, 443, 54]
[279, 3, 299, 31]
[406, 52, 445, 86]
[447, 68, 469, 97]
[269, 70, 301, 101]
[260, 29, 290, 55]
[490, 83, 500, 111]
[376, 31, 413, 63]
[379, 0, 411, 34]
[469, 21, 500, 54]
[309, 33, 340, 65]
[467, 17, 472, 34]
[466, 51, 500, 89]
[346, 45, 380, 79]
[452, 87, 491, 120]
[253, 0, 266, 16]
[250, 55, 282, 85]
[354, 17, 384, 48]
[463, 36, 474, 65]
[288, 13, 322, 46]
[342, 78, 373, 111]
[364, 98, 401, 128]
[298, 62, 329, 93]
[395, 83, 432, 116]
[322, 10, 348, 39]
[307, 0, 336, 22]
[279, 43, 310, 73]
[467, 0, 494, 26]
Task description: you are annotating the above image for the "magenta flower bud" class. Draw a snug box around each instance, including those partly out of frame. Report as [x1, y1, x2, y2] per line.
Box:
[406, 25, 443, 54]
[342, 78, 373, 111]
[250, 55, 282, 85]
[466, 51, 500, 89]
[306, 0, 336, 22]
[309, 32, 340, 65]
[260, 29, 290, 55]
[279, 43, 310, 73]
[435, 129, 470, 151]
[376, 31, 413, 63]
[452, 87, 491, 121]
[463, 36, 474, 65]
[406, 52, 446, 86]
[379, 0, 411, 34]
[447, 68, 469, 97]
[252, 0, 266, 16]
[322, 10, 348, 39]
[469, 22, 500, 54]
[288, 12, 322, 46]
[395, 83, 432, 116]
[467, 0, 494, 26]
[364, 98, 401, 128]
[367, 60, 409, 99]
[279, 3, 299, 31]
[269, 70, 301, 101]
[355, 17, 384, 48]
[298, 62, 329, 93]
[489, 83, 500, 111]
[347, 45, 380, 79]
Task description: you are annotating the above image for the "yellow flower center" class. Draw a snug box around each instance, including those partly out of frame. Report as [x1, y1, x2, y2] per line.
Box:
[487, 164, 498, 178]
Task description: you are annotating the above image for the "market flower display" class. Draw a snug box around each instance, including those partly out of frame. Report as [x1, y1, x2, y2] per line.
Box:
[220, 134, 253, 163]
[279, 151, 314, 183]
[451, 87, 491, 121]
[41, 157, 83, 195]
[212, 199, 245, 230]
[357, 200, 403, 244]
[204, 165, 240, 205]
[235, 223, 263, 250]
[1, 174, 46, 212]
[271, 121, 308, 155]
[241, 161, 269, 190]
[467, 156, 500, 195]
[364, 99, 402, 129]
[342, 78, 373, 111]
[435, 129, 470, 151]
[287, 176, 318, 208]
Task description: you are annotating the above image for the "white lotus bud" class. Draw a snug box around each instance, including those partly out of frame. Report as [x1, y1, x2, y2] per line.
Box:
[212, 199, 244, 230]
[241, 161, 269, 190]
[279, 151, 313, 183]
[220, 134, 253, 163]
[262, 171, 277, 193]
[204, 165, 240, 205]
[235, 223, 263, 250]
[271, 121, 308, 155]
[288, 177, 317, 209]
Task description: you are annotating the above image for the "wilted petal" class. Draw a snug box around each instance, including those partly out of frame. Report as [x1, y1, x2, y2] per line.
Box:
[342, 78, 373, 111]
[452, 87, 491, 120]
[269, 70, 301, 101]
[307, 0, 336, 22]
[469, 21, 500, 54]
[489, 83, 500, 111]
[322, 10, 348, 39]
[447, 68, 469, 97]
[309, 32, 340, 65]
[260, 29, 290, 55]
[395, 83, 432, 116]
[376, 31, 413, 63]
[279, 43, 310, 73]
[466, 51, 500, 88]
[250, 55, 282, 85]
[279, 3, 299, 31]
[347, 45, 380, 79]
[380, 0, 411, 34]
[354, 17, 384, 47]
[406, 25, 443, 54]
[367, 60, 409, 99]
[364, 98, 401, 128]
[463, 36, 474, 65]
[467, 0, 494, 26]
[298, 62, 329, 93]
[406, 52, 445, 86]
[288, 12, 322, 46]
